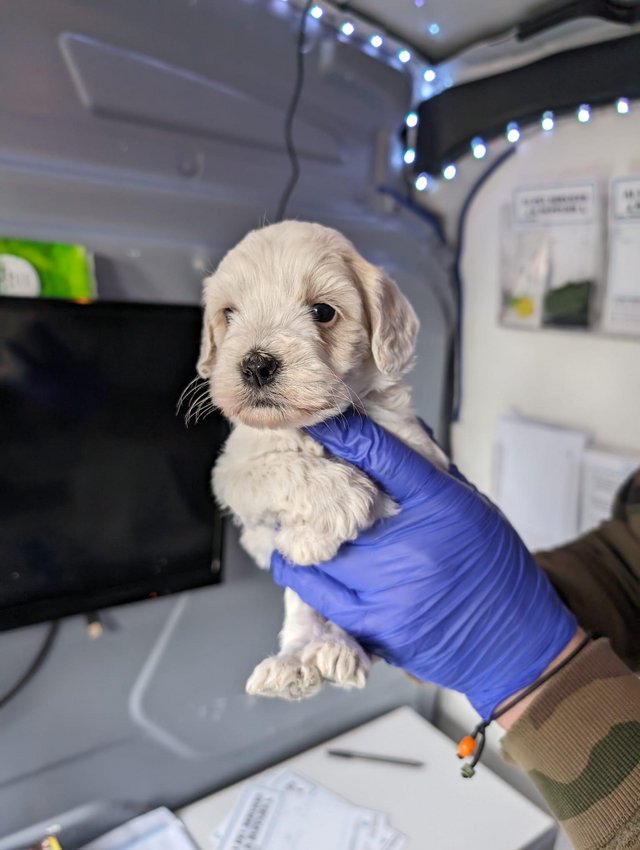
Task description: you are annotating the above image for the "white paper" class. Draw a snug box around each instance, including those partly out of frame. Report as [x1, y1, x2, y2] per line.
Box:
[79, 808, 198, 850]
[603, 176, 640, 335]
[579, 448, 640, 533]
[213, 770, 405, 850]
[493, 412, 591, 550]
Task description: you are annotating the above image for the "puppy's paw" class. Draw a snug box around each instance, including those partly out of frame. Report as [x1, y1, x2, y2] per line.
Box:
[275, 525, 341, 566]
[302, 636, 370, 690]
[245, 654, 322, 700]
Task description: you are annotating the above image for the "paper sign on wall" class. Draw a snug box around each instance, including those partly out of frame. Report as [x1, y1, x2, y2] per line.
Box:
[602, 176, 640, 336]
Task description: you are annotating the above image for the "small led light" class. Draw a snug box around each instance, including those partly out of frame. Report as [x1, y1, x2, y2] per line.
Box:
[577, 104, 591, 123]
[428, 22, 441, 35]
[414, 173, 429, 191]
[398, 49, 412, 63]
[340, 20, 355, 36]
[370, 34, 383, 48]
[506, 121, 520, 144]
[442, 163, 457, 180]
[541, 110, 555, 132]
[616, 97, 630, 115]
[403, 148, 416, 165]
[471, 137, 487, 159]
[423, 68, 436, 83]
[405, 111, 418, 128]
[415, 0, 425, 7]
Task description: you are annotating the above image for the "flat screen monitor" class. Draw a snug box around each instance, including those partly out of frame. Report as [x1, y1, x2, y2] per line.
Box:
[0, 296, 226, 631]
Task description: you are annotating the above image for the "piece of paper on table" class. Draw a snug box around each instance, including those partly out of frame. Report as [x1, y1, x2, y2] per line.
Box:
[212, 769, 406, 850]
[579, 447, 640, 533]
[493, 412, 591, 550]
[78, 808, 198, 850]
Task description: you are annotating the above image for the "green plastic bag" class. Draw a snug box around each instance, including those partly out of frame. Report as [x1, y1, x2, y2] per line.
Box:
[0, 238, 96, 300]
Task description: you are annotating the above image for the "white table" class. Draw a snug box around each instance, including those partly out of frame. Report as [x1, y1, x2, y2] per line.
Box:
[179, 706, 556, 850]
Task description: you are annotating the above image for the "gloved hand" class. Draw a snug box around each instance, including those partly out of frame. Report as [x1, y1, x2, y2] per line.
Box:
[271, 412, 577, 720]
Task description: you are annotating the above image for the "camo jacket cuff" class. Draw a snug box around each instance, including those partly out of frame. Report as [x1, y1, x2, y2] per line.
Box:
[501, 638, 640, 850]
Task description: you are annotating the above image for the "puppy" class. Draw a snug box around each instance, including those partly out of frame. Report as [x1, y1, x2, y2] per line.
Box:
[196, 221, 448, 700]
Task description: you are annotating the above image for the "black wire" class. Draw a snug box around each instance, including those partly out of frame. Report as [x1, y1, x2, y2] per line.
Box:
[274, 0, 314, 222]
[460, 630, 593, 777]
[0, 620, 60, 711]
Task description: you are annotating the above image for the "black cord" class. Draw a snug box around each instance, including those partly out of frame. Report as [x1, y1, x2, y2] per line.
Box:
[459, 630, 593, 778]
[274, 0, 314, 222]
[0, 620, 60, 711]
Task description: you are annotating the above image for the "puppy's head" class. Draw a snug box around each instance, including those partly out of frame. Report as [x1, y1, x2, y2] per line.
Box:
[197, 221, 418, 429]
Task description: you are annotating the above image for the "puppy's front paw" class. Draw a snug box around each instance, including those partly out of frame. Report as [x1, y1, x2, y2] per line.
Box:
[302, 636, 370, 690]
[245, 654, 322, 700]
[275, 525, 340, 566]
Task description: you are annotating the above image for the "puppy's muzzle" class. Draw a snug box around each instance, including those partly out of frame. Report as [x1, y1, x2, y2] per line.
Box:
[241, 350, 281, 388]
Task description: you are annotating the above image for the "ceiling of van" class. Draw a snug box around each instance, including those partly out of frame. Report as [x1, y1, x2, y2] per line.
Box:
[338, 0, 640, 76]
[339, 0, 640, 62]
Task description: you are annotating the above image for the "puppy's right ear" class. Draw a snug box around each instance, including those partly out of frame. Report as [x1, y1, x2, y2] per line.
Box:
[196, 282, 216, 379]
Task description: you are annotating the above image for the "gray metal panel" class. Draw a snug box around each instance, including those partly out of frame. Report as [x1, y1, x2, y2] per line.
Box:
[0, 1, 454, 845]
[0, 532, 434, 849]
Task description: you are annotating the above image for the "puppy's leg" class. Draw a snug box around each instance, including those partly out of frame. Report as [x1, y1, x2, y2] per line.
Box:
[273, 458, 384, 566]
[246, 589, 370, 697]
[217, 447, 384, 567]
[300, 620, 371, 690]
[246, 588, 324, 700]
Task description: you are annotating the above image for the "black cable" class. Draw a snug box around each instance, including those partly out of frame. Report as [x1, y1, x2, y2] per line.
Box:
[0, 620, 60, 711]
[459, 630, 593, 778]
[274, 0, 314, 222]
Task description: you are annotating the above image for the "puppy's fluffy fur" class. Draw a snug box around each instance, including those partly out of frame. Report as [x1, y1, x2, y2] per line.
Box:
[197, 221, 448, 700]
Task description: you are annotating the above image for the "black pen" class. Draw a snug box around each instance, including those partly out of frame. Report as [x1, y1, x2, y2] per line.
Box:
[327, 748, 425, 768]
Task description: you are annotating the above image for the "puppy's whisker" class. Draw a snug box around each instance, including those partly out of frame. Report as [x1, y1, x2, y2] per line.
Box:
[185, 387, 214, 425]
[194, 397, 216, 423]
[177, 375, 207, 414]
[332, 372, 364, 412]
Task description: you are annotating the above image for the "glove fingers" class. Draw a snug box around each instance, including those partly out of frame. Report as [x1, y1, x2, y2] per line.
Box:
[305, 411, 439, 505]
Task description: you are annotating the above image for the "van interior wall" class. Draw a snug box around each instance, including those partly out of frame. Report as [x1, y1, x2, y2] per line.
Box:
[433, 107, 640, 810]
[0, 2, 452, 847]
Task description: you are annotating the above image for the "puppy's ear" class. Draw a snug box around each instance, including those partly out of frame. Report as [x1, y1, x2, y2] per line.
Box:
[196, 283, 216, 379]
[349, 253, 419, 376]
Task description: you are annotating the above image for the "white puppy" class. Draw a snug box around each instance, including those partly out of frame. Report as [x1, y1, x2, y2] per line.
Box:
[196, 221, 448, 700]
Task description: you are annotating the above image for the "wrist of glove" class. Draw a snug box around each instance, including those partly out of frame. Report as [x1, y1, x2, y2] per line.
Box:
[271, 411, 577, 721]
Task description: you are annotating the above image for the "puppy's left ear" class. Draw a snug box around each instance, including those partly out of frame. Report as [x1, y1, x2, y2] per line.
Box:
[197, 281, 216, 379]
[350, 253, 419, 376]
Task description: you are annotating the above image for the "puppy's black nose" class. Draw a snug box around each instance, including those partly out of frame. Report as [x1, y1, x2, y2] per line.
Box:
[241, 351, 281, 388]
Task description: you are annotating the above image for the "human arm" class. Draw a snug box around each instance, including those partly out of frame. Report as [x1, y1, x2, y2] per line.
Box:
[271, 413, 640, 849]
[534, 469, 640, 671]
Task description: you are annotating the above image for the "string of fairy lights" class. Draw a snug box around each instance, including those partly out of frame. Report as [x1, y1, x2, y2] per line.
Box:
[271, 0, 635, 192]
[405, 98, 633, 193]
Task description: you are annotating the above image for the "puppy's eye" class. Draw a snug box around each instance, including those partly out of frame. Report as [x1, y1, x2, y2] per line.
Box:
[223, 308, 234, 323]
[311, 303, 336, 324]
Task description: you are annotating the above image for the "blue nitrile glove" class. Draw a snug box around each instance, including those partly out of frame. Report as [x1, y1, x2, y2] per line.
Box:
[271, 412, 577, 720]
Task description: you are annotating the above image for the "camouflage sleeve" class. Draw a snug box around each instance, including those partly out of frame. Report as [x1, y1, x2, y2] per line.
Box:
[502, 471, 640, 849]
[534, 469, 640, 671]
[501, 638, 640, 850]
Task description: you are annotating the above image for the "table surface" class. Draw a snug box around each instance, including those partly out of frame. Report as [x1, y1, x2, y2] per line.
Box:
[179, 706, 556, 850]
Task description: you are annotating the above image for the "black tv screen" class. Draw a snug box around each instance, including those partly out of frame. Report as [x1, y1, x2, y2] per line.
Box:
[0, 297, 226, 631]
